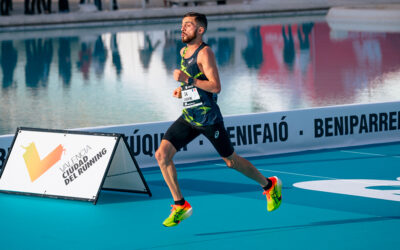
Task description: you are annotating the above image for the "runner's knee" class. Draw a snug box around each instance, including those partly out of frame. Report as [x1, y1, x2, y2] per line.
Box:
[223, 153, 240, 169]
[155, 149, 170, 166]
[225, 159, 236, 169]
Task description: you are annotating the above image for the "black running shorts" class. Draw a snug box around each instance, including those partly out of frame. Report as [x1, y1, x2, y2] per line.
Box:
[163, 116, 234, 158]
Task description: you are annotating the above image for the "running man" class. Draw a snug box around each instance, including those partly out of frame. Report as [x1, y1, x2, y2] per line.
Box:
[155, 12, 282, 227]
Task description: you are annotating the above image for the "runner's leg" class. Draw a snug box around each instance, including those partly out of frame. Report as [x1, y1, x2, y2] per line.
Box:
[202, 122, 269, 187]
[156, 117, 200, 201]
[222, 152, 269, 187]
[155, 139, 183, 201]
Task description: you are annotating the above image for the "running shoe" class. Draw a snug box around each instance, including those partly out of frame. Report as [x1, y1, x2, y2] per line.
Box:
[162, 200, 193, 227]
[263, 176, 282, 212]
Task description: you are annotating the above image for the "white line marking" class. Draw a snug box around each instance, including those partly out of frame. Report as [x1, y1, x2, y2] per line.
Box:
[216, 162, 338, 180]
[258, 169, 337, 180]
[258, 169, 400, 185]
[341, 150, 400, 159]
[340, 150, 385, 157]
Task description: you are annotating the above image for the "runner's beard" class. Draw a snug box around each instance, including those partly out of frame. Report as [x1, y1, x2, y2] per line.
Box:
[182, 31, 197, 43]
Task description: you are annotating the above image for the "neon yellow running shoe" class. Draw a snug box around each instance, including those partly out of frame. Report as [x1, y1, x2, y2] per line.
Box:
[162, 201, 192, 227]
[263, 176, 282, 212]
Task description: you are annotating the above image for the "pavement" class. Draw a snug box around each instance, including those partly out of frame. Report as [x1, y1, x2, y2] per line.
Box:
[0, 0, 400, 31]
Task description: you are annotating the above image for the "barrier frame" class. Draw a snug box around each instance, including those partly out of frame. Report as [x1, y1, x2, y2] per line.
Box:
[0, 127, 152, 204]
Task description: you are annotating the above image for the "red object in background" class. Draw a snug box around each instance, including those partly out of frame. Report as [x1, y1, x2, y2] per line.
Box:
[258, 22, 400, 107]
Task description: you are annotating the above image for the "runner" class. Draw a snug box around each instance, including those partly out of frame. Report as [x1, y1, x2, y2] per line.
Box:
[155, 12, 282, 227]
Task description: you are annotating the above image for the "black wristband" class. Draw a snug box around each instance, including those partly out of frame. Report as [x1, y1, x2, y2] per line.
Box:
[187, 77, 194, 85]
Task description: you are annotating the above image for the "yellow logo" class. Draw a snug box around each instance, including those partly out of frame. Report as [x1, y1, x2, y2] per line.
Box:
[22, 142, 65, 182]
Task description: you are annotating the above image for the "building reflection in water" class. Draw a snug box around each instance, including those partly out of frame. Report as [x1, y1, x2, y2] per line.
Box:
[0, 19, 399, 135]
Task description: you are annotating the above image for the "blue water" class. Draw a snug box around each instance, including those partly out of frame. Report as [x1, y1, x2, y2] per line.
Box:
[1, 15, 400, 135]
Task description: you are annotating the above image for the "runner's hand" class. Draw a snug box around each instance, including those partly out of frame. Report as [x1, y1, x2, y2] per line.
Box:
[174, 69, 189, 84]
[173, 87, 182, 99]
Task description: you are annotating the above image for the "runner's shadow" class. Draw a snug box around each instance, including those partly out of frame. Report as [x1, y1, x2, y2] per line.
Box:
[195, 216, 400, 236]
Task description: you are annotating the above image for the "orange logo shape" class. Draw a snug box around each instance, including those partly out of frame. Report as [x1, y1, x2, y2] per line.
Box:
[22, 142, 65, 182]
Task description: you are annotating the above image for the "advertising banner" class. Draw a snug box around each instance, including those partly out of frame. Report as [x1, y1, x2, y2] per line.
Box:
[81, 101, 400, 168]
[0, 102, 399, 169]
[0, 128, 151, 203]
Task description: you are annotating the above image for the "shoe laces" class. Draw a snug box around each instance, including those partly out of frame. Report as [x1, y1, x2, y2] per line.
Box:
[170, 204, 179, 212]
[263, 189, 271, 198]
[169, 205, 187, 221]
[263, 187, 277, 199]
[170, 204, 186, 212]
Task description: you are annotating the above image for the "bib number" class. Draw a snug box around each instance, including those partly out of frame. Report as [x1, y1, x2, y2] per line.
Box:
[182, 85, 202, 108]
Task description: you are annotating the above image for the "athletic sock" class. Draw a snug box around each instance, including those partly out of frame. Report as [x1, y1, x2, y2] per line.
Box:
[263, 178, 272, 191]
[174, 198, 186, 206]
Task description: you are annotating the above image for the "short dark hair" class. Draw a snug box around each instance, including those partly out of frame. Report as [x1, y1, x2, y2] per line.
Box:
[184, 12, 208, 32]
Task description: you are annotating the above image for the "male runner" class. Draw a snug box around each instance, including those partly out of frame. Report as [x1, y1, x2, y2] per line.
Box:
[155, 12, 282, 227]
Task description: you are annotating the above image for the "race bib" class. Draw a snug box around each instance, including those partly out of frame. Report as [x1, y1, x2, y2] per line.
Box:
[182, 85, 203, 108]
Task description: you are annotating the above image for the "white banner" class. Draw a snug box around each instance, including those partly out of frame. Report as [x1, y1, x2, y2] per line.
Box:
[1, 102, 399, 169]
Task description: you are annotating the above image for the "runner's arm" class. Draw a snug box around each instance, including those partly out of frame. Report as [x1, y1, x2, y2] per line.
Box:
[194, 47, 221, 94]
[172, 47, 186, 98]
[173, 47, 221, 94]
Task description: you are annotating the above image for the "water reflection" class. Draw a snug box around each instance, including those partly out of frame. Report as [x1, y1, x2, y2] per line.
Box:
[1, 40, 17, 89]
[58, 37, 73, 86]
[282, 25, 295, 71]
[111, 34, 123, 79]
[25, 39, 53, 88]
[139, 33, 160, 70]
[93, 36, 107, 78]
[0, 17, 399, 135]
[208, 36, 235, 67]
[298, 23, 313, 75]
[76, 36, 93, 80]
[162, 31, 184, 71]
[242, 26, 263, 70]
